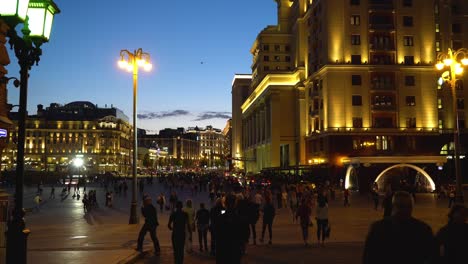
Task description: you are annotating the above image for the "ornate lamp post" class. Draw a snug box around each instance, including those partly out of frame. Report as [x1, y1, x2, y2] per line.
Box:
[117, 49, 152, 224]
[436, 48, 468, 203]
[0, 0, 60, 263]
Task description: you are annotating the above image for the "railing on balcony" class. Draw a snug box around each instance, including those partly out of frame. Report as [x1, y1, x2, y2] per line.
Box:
[369, 23, 395, 30]
[371, 104, 396, 111]
[369, 0, 394, 10]
[371, 83, 395, 90]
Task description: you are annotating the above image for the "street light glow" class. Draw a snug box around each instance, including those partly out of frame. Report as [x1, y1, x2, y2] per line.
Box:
[118, 59, 127, 69]
[443, 58, 453, 66]
[73, 157, 84, 168]
[462, 58, 468, 66]
[436, 62, 444, 70]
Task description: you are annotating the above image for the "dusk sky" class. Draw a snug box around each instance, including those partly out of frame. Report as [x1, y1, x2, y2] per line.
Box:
[6, 0, 277, 133]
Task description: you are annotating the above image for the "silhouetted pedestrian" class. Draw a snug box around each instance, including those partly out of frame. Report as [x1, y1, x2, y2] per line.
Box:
[137, 195, 160, 255]
[260, 197, 275, 244]
[215, 194, 243, 264]
[436, 204, 468, 264]
[195, 203, 210, 252]
[168, 201, 190, 264]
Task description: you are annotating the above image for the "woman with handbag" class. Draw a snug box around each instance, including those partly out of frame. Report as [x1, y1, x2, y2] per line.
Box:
[296, 198, 312, 246]
[316, 197, 329, 247]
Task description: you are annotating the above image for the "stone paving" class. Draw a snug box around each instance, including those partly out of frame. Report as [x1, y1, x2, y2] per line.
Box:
[5, 182, 464, 264]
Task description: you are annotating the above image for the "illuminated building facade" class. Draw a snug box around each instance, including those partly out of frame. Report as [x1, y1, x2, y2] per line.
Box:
[0, 19, 13, 171]
[4, 102, 132, 174]
[187, 126, 225, 167]
[138, 128, 200, 167]
[234, 0, 468, 189]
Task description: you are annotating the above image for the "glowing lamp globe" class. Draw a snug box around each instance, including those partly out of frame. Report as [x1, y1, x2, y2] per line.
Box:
[27, 0, 60, 42]
[0, 0, 30, 25]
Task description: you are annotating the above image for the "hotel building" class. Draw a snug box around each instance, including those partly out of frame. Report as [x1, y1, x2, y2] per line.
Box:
[232, 0, 468, 190]
[3, 102, 132, 174]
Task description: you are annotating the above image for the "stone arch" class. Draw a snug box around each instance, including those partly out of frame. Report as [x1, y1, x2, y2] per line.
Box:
[344, 165, 359, 190]
[374, 164, 436, 191]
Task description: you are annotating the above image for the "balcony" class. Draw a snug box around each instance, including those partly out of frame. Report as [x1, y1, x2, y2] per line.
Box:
[371, 104, 396, 111]
[371, 83, 395, 91]
[369, 23, 395, 31]
[369, 0, 394, 10]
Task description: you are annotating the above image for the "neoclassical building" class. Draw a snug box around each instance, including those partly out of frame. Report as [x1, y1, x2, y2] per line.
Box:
[232, 0, 468, 190]
[3, 102, 132, 174]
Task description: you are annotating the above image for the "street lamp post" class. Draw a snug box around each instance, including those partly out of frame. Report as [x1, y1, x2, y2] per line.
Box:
[436, 48, 468, 203]
[0, 0, 60, 263]
[117, 49, 152, 224]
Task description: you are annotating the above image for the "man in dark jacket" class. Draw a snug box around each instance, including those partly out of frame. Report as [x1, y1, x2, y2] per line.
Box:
[169, 201, 190, 264]
[195, 203, 210, 252]
[436, 204, 468, 264]
[215, 194, 243, 264]
[362, 191, 437, 264]
[247, 199, 260, 245]
[260, 197, 275, 244]
[209, 198, 223, 256]
[137, 195, 160, 255]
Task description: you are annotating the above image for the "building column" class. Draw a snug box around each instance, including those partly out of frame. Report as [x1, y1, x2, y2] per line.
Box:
[297, 86, 306, 165]
[270, 92, 281, 167]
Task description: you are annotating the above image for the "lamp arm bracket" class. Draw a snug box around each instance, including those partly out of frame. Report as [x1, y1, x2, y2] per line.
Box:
[0, 76, 20, 87]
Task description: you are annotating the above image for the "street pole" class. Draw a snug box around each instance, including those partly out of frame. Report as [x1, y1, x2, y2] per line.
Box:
[450, 60, 463, 203]
[129, 52, 139, 224]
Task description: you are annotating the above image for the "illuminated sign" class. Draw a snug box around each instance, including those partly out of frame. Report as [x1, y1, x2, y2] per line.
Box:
[0, 129, 7, 138]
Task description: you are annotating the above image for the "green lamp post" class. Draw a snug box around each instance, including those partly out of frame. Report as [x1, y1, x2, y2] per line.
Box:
[0, 1, 60, 263]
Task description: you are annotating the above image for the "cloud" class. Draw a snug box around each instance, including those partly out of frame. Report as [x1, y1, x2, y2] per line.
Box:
[138, 110, 190, 120]
[193, 111, 231, 121]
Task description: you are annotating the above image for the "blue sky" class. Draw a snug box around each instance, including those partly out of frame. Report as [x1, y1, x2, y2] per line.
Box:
[6, 0, 277, 133]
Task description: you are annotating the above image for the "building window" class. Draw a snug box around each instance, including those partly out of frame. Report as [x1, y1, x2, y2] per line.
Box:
[274, 45, 281, 51]
[405, 76, 415, 86]
[275, 66, 280, 70]
[351, 55, 362, 64]
[264, 56, 269, 61]
[452, 23, 462, 33]
[350, 0, 360, 5]
[438, 119, 443, 129]
[352, 95, 362, 106]
[351, 75, 362, 85]
[351, 15, 360, 25]
[406, 117, 416, 128]
[406, 96, 416, 106]
[459, 119, 466, 129]
[456, 80, 463, 90]
[285, 45, 290, 52]
[403, 36, 414, 46]
[435, 23, 440, 33]
[351, 34, 361, 45]
[436, 41, 441, 52]
[403, 0, 412, 7]
[263, 45, 269, 51]
[352, 117, 363, 128]
[404, 56, 414, 65]
[274, 56, 280, 61]
[403, 16, 413, 27]
[376, 136, 389, 150]
[457, 98, 465, 109]
[285, 56, 291, 62]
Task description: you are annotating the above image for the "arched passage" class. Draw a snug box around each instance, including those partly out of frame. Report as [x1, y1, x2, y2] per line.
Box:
[374, 164, 436, 191]
[344, 165, 359, 190]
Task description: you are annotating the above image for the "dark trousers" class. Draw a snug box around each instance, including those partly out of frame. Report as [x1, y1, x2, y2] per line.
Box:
[198, 227, 208, 250]
[249, 223, 257, 242]
[373, 198, 379, 210]
[316, 219, 328, 242]
[448, 197, 455, 208]
[300, 223, 309, 241]
[172, 234, 185, 264]
[261, 221, 272, 241]
[137, 223, 160, 252]
[210, 229, 216, 255]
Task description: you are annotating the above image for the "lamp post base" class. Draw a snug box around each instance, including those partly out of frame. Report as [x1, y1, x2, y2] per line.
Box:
[6, 209, 29, 264]
[129, 201, 139, 224]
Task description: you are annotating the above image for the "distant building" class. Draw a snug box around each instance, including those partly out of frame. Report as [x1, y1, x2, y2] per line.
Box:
[187, 126, 225, 167]
[0, 19, 13, 171]
[138, 128, 200, 168]
[4, 102, 132, 174]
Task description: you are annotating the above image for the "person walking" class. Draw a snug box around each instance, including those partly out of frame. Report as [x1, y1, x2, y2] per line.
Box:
[343, 188, 350, 207]
[247, 198, 260, 245]
[136, 195, 161, 255]
[33, 194, 42, 212]
[209, 198, 224, 256]
[281, 189, 288, 209]
[362, 191, 437, 264]
[260, 197, 275, 245]
[195, 203, 210, 252]
[183, 199, 195, 253]
[49, 186, 55, 199]
[436, 204, 468, 264]
[168, 201, 190, 264]
[215, 194, 243, 264]
[157, 193, 166, 213]
[296, 198, 312, 246]
[315, 197, 329, 247]
[290, 188, 298, 223]
[448, 188, 456, 208]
